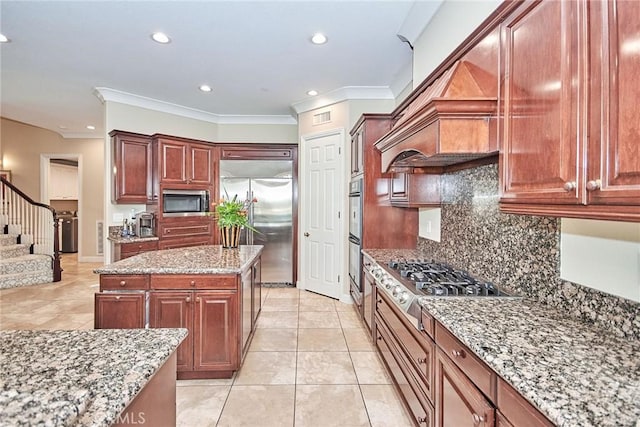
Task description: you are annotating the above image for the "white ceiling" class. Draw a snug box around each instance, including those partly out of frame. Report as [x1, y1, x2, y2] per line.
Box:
[0, 0, 443, 138]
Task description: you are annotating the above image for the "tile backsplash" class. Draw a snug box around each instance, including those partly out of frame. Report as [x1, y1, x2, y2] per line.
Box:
[417, 163, 639, 340]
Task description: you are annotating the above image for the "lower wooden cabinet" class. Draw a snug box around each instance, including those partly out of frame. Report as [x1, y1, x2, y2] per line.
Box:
[149, 291, 194, 371]
[193, 292, 238, 371]
[95, 255, 261, 379]
[434, 347, 495, 427]
[94, 293, 145, 329]
[375, 290, 435, 426]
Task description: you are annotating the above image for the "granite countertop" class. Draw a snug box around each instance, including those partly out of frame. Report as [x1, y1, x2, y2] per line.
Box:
[107, 235, 159, 244]
[95, 245, 263, 275]
[0, 328, 187, 427]
[363, 249, 640, 427]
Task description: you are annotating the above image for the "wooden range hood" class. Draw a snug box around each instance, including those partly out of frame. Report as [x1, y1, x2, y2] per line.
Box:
[375, 60, 498, 173]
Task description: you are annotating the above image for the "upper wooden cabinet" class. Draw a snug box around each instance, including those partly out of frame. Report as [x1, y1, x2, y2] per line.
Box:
[587, 0, 640, 208]
[111, 131, 155, 204]
[351, 114, 420, 249]
[156, 136, 215, 187]
[389, 173, 441, 208]
[500, 0, 640, 221]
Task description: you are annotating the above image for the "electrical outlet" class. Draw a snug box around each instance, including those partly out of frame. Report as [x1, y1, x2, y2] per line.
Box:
[113, 213, 124, 223]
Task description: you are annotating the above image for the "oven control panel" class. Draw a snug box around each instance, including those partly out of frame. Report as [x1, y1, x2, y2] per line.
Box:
[369, 262, 416, 313]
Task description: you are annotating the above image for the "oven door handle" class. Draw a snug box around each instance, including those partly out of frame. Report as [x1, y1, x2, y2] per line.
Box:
[348, 235, 360, 245]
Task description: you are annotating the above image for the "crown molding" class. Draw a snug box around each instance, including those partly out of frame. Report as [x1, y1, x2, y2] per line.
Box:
[93, 87, 297, 125]
[290, 86, 395, 114]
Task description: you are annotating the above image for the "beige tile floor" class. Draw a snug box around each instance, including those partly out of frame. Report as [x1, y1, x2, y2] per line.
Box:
[0, 254, 413, 427]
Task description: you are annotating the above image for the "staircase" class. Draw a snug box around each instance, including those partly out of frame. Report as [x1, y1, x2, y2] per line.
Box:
[0, 176, 61, 289]
[0, 232, 54, 289]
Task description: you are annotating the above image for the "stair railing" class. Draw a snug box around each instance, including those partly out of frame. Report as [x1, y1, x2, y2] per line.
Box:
[0, 176, 62, 281]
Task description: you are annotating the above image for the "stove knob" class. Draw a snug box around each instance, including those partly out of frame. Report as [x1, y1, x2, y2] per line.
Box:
[392, 286, 402, 297]
[399, 291, 409, 304]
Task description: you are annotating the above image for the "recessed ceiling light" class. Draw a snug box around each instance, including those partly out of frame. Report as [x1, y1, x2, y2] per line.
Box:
[0, 34, 9, 43]
[86, 125, 96, 130]
[311, 33, 327, 45]
[307, 90, 318, 96]
[151, 32, 171, 44]
[199, 85, 212, 92]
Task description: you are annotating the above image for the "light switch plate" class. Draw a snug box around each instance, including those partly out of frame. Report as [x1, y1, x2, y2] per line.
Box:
[112, 213, 124, 223]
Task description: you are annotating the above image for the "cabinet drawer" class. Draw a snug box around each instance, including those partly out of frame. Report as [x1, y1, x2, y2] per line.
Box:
[497, 378, 553, 427]
[159, 221, 213, 238]
[151, 274, 237, 290]
[121, 240, 158, 255]
[100, 275, 149, 291]
[158, 235, 212, 250]
[435, 322, 496, 402]
[376, 316, 435, 426]
[377, 291, 435, 401]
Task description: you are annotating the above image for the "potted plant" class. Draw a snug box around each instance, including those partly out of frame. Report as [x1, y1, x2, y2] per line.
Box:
[213, 191, 258, 248]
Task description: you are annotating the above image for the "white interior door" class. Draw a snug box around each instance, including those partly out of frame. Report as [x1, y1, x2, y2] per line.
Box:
[300, 130, 344, 299]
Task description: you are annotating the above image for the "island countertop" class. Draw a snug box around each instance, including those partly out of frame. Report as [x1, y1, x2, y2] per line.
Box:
[0, 328, 187, 427]
[94, 245, 263, 275]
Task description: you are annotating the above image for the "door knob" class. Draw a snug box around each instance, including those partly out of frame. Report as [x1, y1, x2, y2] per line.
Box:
[304, 232, 310, 237]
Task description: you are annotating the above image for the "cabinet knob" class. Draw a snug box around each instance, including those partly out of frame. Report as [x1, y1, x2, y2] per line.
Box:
[119, 280, 126, 287]
[195, 297, 200, 302]
[451, 349, 463, 358]
[563, 181, 576, 191]
[190, 280, 196, 287]
[418, 416, 427, 425]
[586, 179, 601, 191]
[115, 296, 121, 301]
[417, 357, 427, 365]
[472, 413, 485, 425]
[185, 296, 191, 303]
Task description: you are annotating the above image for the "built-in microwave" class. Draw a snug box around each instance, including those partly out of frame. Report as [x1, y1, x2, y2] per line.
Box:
[162, 189, 210, 217]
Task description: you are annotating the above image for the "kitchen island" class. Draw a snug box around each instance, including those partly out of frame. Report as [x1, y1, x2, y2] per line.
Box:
[94, 245, 263, 379]
[0, 328, 187, 427]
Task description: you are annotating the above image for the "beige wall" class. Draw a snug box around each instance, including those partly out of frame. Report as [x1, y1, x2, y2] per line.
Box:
[0, 118, 104, 261]
[412, 0, 502, 86]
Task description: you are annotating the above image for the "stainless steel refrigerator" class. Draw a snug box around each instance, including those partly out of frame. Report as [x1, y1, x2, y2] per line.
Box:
[220, 160, 293, 285]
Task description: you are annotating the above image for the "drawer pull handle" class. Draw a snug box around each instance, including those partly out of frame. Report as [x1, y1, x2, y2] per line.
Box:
[472, 413, 485, 425]
[119, 280, 126, 287]
[451, 349, 463, 358]
[417, 357, 427, 364]
[418, 416, 427, 425]
[190, 280, 196, 287]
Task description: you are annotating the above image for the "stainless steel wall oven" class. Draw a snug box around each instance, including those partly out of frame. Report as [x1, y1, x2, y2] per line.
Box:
[348, 178, 363, 306]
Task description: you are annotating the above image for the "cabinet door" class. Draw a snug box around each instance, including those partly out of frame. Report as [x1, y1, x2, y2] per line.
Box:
[149, 291, 194, 371]
[435, 348, 494, 427]
[241, 269, 252, 353]
[113, 133, 152, 203]
[159, 139, 188, 184]
[351, 128, 364, 176]
[189, 144, 213, 185]
[94, 293, 145, 329]
[251, 260, 261, 328]
[501, 0, 584, 204]
[193, 291, 238, 371]
[588, 0, 640, 205]
[390, 173, 409, 202]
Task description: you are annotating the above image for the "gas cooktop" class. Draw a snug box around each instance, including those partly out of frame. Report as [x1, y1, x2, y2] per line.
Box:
[387, 259, 511, 297]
